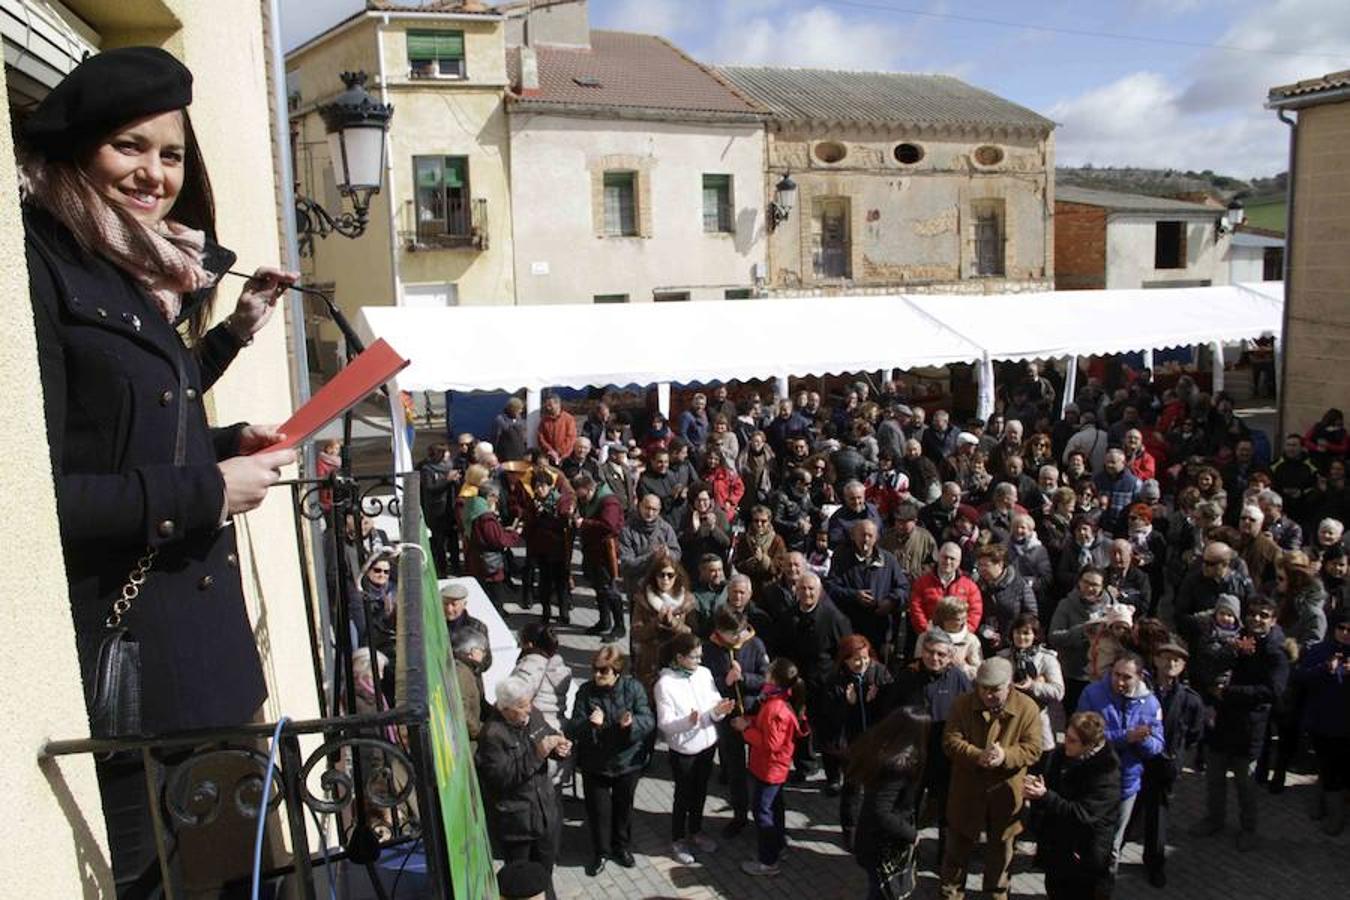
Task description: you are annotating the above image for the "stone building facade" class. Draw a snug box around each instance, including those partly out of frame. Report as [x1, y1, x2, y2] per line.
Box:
[720, 68, 1055, 296]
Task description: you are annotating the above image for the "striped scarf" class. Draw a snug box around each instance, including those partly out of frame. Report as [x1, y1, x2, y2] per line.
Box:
[24, 162, 216, 322]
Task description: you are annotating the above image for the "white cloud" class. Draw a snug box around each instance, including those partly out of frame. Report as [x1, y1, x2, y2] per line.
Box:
[1048, 0, 1350, 176]
[706, 4, 912, 70]
[1048, 70, 1288, 177]
[1177, 0, 1350, 113]
[602, 0, 683, 36]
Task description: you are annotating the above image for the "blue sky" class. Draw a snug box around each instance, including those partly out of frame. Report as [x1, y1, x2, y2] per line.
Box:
[282, 0, 1350, 178]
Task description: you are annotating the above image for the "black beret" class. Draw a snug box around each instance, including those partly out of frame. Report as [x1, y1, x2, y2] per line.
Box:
[495, 860, 549, 898]
[23, 46, 192, 158]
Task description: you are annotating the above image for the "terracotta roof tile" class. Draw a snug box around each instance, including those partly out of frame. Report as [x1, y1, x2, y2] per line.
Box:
[1268, 68, 1350, 103]
[509, 31, 765, 119]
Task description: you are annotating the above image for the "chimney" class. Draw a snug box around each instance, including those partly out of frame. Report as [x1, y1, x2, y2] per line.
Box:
[519, 46, 540, 94]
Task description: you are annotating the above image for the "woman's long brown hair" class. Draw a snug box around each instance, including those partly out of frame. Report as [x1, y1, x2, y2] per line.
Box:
[29, 108, 219, 342]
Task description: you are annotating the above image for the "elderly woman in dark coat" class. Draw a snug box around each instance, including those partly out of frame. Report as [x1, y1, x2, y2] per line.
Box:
[476, 677, 572, 900]
[564, 645, 654, 876]
[1024, 711, 1122, 899]
[21, 47, 297, 892]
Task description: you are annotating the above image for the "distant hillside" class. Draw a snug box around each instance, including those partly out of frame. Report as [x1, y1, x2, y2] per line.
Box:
[1057, 166, 1287, 205]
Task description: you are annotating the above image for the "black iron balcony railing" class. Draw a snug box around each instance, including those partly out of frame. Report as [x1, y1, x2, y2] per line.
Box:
[41, 472, 453, 900]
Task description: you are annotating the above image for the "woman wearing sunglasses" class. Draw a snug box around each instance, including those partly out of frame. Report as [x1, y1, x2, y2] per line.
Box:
[564, 645, 654, 876]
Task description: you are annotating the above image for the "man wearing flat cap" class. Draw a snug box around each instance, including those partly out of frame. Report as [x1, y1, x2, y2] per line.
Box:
[940, 657, 1042, 900]
[1139, 639, 1204, 887]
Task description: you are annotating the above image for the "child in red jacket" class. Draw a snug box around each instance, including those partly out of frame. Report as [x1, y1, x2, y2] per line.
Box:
[731, 657, 808, 876]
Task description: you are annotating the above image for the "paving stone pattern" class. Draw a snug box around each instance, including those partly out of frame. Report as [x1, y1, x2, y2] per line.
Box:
[499, 582, 1349, 900]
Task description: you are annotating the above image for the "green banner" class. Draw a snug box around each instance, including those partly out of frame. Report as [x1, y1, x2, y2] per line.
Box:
[417, 523, 496, 897]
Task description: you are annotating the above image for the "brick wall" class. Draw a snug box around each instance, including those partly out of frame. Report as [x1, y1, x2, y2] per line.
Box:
[1053, 200, 1107, 290]
[1283, 99, 1350, 433]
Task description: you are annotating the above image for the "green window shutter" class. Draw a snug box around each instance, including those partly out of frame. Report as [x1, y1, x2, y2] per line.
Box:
[438, 32, 465, 60]
[408, 33, 438, 61]
[408, 31, 464, 61]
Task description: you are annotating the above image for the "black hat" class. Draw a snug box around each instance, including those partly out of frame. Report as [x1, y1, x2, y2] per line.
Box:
[23, 47, 192, 158]
[496, 861, 549, 899]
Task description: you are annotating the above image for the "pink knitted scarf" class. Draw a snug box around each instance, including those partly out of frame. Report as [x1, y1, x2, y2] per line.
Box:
[24, 163, 217, 322]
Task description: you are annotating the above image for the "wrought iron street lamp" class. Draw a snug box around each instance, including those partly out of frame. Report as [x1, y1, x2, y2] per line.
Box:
[296, 71, 394, 255]
[768, 171, 797, 230]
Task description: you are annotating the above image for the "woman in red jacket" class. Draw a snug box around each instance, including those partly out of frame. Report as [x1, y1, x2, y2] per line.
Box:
[731, 657, 808, 876]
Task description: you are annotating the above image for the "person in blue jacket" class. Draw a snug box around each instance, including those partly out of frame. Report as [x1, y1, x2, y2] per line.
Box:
[1076, 651, 1164, 877]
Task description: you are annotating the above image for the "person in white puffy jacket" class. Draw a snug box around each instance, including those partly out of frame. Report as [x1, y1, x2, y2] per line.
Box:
[655, 631, 736, 865]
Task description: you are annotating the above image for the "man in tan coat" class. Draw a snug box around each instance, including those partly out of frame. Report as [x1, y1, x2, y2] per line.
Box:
[940, 657, 1042, 900]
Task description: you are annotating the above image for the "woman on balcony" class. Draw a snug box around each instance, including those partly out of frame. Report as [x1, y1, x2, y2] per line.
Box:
[21, 47, 297, 894]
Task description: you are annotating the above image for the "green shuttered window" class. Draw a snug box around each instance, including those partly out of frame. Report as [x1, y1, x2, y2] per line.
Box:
[408, 31, 465, 78]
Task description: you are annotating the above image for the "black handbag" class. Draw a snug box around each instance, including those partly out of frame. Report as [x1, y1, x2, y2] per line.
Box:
[875, 836, 918, 900]
[88, 547, 157, 739]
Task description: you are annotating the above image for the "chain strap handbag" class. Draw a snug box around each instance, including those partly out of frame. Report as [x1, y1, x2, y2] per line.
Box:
[87, 546, 157, 739]
[875, 824, 919, 900]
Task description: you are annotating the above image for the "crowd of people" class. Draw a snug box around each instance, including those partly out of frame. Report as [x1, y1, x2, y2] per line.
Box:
[418, 375, 1350, 900]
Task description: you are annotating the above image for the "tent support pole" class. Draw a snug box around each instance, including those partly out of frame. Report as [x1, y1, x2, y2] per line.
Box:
[1211, 340, 1225, 394]
[1061, 355, 1079, 416]
[525, 388, 542, 449]
[976, 353, 995, 420]
[775, 375, 790, 401]
[657, 383, 671, 418]
[1142, 348, 1155, 375]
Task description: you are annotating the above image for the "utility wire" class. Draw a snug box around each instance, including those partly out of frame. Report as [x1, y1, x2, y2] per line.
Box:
[802, 0, 1350, 61]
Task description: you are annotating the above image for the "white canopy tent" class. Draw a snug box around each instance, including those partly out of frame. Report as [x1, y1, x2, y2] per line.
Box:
[355, 282, 1283, 470]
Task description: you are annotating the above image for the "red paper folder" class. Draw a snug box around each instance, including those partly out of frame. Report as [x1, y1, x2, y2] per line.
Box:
[258, 338, 410, 453]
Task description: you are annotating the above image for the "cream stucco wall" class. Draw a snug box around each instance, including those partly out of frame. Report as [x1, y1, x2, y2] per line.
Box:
[0, 68, 108, 900]
[1104, 214, 1229, 289]
[509, 113, 767, 303]
[3, 2, 317, 894]
[766, 126, 1052, 292]
[289, 13, 516, 318]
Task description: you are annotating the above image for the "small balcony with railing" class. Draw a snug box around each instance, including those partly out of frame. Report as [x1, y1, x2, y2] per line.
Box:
[401, 197, 489, 252]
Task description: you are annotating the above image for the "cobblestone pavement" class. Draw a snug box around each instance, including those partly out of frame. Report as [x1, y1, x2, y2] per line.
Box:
[499, 584, 1349, 900]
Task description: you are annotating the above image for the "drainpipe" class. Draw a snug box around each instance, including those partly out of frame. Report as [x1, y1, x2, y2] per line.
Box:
[266, 0, 332, 696]
[378, 14, 401, 306]
[1275, 109, 1297, 438]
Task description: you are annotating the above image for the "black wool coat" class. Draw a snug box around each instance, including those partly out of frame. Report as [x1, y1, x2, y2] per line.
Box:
[1034, 745, 1122, 877]
[26, 206, 266, 734]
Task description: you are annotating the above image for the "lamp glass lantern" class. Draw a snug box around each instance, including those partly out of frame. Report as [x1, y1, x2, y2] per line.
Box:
[319, 71, 394, 214]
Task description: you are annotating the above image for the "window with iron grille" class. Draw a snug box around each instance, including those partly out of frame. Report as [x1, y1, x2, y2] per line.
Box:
[593, 294, 629, 304]
[971, 199, 1006, 277]
[603, 171, 638, 237]
[414, 155, 472, 241]
[408, 31, 465, 78]
[702, 174, 734, 233]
